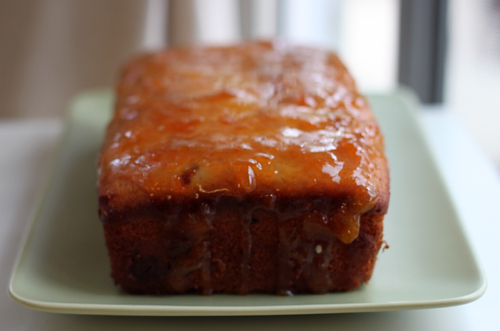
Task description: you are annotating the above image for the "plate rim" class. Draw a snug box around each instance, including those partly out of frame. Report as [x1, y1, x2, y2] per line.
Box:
[7, 283, 488, 316]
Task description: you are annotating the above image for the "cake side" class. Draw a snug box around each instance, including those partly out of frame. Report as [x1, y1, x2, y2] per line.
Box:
[97, 40, 390, 294]
[100, 190, 388, 294]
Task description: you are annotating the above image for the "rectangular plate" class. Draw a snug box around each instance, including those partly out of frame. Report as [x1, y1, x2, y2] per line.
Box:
[9, 90, 486, 316]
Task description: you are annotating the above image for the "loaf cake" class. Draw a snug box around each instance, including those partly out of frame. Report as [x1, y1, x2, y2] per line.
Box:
[97, 40, 390, 295]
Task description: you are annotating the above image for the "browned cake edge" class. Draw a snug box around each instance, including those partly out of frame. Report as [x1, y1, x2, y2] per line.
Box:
[98, 166, 389, 295]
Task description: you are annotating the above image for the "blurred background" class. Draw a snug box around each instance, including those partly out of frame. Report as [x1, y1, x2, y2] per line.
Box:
[1, 0, 499, 171]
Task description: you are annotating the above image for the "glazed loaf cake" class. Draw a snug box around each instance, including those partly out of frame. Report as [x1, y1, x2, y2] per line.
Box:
[98, 41, 390, 295]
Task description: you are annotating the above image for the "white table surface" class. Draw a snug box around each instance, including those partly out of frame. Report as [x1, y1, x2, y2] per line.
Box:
[1, 108, 499, 330]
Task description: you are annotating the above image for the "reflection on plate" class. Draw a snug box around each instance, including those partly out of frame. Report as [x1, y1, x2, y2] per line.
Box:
[9, 90, 485, 316]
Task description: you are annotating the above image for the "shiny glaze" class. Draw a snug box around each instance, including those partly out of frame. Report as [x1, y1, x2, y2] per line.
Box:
[98, 41, 388, 291]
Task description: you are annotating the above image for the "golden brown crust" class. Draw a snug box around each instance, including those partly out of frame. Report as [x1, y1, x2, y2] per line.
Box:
[98, 41, 390, 294]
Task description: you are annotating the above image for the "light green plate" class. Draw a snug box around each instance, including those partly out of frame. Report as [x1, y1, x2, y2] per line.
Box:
[9, 90, 486, 316]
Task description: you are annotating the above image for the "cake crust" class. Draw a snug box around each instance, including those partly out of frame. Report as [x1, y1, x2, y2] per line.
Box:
[98, 41, 390, 295]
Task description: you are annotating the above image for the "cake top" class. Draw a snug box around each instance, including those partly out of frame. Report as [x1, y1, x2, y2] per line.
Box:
[98, 41, 387, 220]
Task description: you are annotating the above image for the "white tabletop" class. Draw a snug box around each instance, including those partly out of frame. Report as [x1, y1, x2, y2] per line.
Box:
[1, 108, 499, 330]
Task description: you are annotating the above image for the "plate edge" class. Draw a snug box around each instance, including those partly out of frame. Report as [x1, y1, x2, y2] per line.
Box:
[7, 119, 73, 306]
[8, 281, 487, 317]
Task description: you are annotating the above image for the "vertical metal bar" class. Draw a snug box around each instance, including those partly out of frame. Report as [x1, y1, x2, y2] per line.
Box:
[398, 0, 448, 104]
